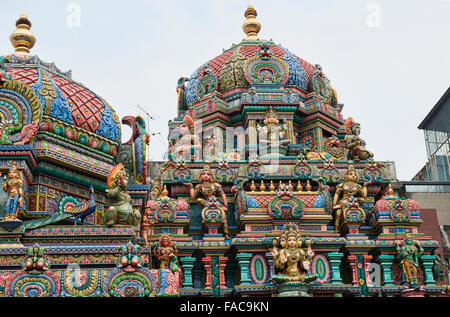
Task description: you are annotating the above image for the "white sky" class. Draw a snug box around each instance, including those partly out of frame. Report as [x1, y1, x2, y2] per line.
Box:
[1, 0, 449, 181]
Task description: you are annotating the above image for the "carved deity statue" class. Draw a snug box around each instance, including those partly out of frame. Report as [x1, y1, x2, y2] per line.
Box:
[153, 233, 180, 273]
[104, 164, 141, 227]
[332, 163, 371, 231]
[395, 233, 424, 288]
[271, 223, 318, 283]
[169, 115, 201, 162]
[432, 249, 448, 285]
[150, 177, 163, 199]
[183, 166, 229, 238]
[344, 118, 373, 161]
[1, 165, 24, 221]
[257, 106, 290, 148]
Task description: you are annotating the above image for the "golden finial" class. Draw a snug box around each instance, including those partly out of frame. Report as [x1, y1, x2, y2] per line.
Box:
[279, 180, 283, 189]
[10, 12, 36, 57]
[242, 3, 261, 41]
[250, 180, 256, 192]
[260, 180, 266, 191]
[161, 185, 169, 198]
[288, 180, 294, 191]
[269, 180, 275, 191]
[296, 180, 303, 192]
[306, 180, 312, 192]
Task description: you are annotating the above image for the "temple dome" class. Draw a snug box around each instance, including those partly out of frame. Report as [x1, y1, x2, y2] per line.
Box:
[183, 4, 336, 108]
[1, 13, 121, 156]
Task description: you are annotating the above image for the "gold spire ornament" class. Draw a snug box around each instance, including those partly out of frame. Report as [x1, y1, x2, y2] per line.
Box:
[10, 12, 36, 57]
[242, 3, 261, 40]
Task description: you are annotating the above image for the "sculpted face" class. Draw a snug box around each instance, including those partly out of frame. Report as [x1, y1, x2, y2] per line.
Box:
[352, 124, 361, 136]
[287, 236, 297, 248]
[179, 122, 191, 135]
[347, 170, 358, 182]
[200, 170, 212, 182]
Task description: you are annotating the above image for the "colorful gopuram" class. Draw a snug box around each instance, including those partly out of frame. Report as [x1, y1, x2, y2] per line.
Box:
[0, 6, 446, 297]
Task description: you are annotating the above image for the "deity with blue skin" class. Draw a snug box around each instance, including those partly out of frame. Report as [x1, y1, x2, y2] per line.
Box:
[1, 165, 23, 221]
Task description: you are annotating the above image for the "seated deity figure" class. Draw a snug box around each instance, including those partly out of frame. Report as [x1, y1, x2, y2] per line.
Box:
[169, 115, 201, 162]
[395, 233, 424, 288]
[183, 166, 229, 238]
[332, 163, 371, 231]
[104, 164, 141, 227]
[1, 165, 24, 221]
[271, 223, 318, 283]
[344, 117, 373, 161]
[257, 106, 290, 149]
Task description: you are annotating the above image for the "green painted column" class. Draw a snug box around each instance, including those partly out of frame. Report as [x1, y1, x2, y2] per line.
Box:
[180, 256, 196, 288]
[237, 252, 253, 285]
[421, 255, 436, 286]
[376, 254, 394, 286]
[327, 252, 343, 284]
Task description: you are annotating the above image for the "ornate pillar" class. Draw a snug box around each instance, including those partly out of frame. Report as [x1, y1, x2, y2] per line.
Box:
[248, 120, 257, 158]
[218, 256, 228, 288]
[376, 254, 394, 286]
[313, 126, 324, 151]
[327, 252, 343, 284]
[421, 255, 436, 286]
[236, 253, 252, 285]
[202, 256, 212, 288]
[180, 256, 196, 288]
[347, 255, 358, 286]
[265, 251, 275, 282]
[286, 119, 295, 144]
[363, 255, 373, 287]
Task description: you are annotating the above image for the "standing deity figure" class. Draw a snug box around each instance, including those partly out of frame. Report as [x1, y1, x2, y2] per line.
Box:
[183, 166, 229, 238]
[153, 233, 180, 273]
[432, 249, 448, 285]
[344, 117, 374, 161]
[150, 177, 163, 199]
[1, 165, 24, 221]
[333, 163, 371, 231]
[395, 233, 424, 288]
[271, 223, 318, 283]
[257, 106, 290, 148]
[104, 164, 141, 227]
[169, 115, 201, 162]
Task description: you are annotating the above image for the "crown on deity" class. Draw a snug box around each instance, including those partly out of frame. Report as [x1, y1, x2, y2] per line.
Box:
[263, 106, 279, 126]
[343, 161, 359, 181]
[280, 223, 300, 240]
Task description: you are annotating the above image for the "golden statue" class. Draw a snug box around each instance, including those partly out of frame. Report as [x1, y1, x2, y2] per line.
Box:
[271, 223, 318, 283]
[150, 177, 163, 199]
[1, 165, 24, 221]
[257, 106, 290, 148]
[333, 163, 371, 231]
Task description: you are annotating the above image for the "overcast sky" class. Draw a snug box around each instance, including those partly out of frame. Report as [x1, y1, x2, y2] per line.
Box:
[1, 0, 449, 181]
